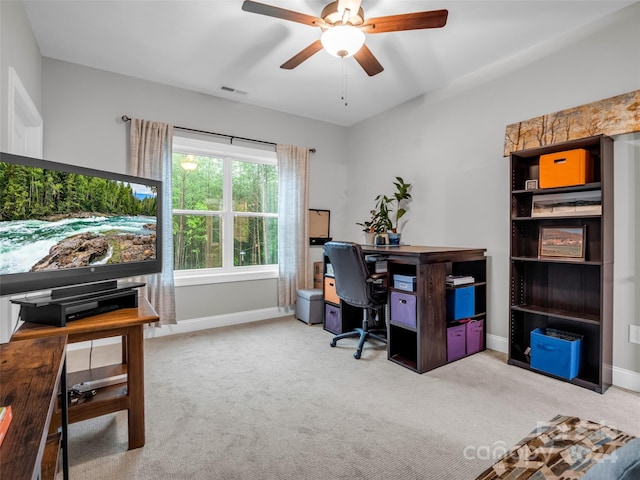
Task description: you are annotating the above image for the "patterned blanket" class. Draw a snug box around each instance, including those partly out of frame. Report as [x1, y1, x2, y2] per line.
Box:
[475, 415, 637, 480]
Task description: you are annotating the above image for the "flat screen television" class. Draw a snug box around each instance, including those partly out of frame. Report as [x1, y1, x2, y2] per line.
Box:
[0, 152, 162, 297]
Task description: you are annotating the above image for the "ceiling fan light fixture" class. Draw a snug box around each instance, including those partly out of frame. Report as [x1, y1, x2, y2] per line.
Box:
[321, 25, 365, 58]
[181, 155, 198, 171]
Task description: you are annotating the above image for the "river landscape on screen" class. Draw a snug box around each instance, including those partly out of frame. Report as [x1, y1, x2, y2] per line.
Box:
[0, 161, 158, 277]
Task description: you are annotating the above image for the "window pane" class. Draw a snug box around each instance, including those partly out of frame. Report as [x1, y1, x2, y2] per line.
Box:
[173, 213, 221, 270]
[232, 160, 278, 213]
[234, 216, 278, 266]
[172, 154, 223, 211]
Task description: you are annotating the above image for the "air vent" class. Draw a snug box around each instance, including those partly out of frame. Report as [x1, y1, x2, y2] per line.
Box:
[220, 86, 247, 95]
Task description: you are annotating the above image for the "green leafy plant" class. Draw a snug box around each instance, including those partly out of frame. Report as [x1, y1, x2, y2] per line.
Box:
[356, 210, 377, 233]
[390, 176, 412, 232]
[373, 194, 393, 233]
[356, 177, 412, 234]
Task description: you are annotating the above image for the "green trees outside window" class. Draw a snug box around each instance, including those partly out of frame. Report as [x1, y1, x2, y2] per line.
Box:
[171, 151, 278, 271]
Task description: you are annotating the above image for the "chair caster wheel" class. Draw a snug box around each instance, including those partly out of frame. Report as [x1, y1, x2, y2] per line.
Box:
[354, 351, 361, 359]
[330, 340, 336, 347]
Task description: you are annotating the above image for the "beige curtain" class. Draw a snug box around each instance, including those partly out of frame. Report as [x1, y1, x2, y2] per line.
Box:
[128, 118, 176, 324]
[276, 144, 310, 307]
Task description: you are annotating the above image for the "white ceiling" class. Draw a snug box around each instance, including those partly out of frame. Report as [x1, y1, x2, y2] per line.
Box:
[23, 0, 636, 126]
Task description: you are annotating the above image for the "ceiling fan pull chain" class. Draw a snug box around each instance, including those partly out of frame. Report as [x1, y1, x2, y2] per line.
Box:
[341, 59, 348, 107]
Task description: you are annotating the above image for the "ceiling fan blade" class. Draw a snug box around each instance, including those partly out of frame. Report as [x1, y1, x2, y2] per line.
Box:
[280, 40, 324, 70]
[353, 44, 384, 76]
[242, 0, 325, 27]
[362, 9, 448, 34]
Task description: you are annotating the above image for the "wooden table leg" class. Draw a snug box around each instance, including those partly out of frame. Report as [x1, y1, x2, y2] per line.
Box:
[121, 335, 128, 365]
[126, 325, 145, 449]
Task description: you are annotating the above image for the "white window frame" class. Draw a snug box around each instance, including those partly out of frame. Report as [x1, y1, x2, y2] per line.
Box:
[172, 136, 278, 286]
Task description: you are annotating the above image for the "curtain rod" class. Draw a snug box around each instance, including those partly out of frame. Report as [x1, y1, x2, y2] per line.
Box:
[121, 115, 316, 154]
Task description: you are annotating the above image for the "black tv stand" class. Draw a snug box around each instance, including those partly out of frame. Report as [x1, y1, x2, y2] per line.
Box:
[11, 281, 145, 327]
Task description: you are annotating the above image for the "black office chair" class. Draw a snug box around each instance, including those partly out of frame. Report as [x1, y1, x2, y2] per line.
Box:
[323, 241, 388, 359]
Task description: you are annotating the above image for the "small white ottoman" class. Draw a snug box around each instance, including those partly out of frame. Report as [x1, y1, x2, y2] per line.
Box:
[295, 289, 323, 325]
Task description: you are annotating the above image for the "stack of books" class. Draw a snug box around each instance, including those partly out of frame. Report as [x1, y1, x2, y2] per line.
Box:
[0, 405, 12, 446]
[365, 255, 388, 273]
[446, 275, 475, 286]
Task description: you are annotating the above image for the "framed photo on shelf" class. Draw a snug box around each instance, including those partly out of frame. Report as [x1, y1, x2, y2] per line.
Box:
[525, 179, 538, 190]
[538, 225, 586, 259]
[531, 191, 602, 217]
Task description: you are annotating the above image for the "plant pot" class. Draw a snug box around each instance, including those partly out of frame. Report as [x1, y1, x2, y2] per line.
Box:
[363, 232, 375, 245]
[374, 233, 389, 246]
[388, 232, 401, 245]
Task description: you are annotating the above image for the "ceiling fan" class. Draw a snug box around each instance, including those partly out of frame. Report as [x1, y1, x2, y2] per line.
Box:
[242, 0, 448, 76]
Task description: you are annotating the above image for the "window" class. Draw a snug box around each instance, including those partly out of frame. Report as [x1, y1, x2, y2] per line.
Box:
[172, 136, 278, 284]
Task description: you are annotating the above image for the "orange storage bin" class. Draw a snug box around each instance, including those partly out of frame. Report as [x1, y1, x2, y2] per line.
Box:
[324, 276, 340, 304]
[539, 148, 593, 188]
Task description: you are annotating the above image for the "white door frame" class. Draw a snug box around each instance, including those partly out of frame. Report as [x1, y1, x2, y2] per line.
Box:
[8, 65, 43, 158]
[1, 66, 44, 343]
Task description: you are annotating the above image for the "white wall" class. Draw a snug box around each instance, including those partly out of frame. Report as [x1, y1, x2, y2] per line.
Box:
[0, 0, 43, 341]
[0, 0, 42, 149]
[347, 4, 640, 379]
[39, 58, 349, 323]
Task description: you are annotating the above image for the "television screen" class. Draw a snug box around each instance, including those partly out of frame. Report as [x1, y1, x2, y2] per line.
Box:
[0, 152, 162, 296]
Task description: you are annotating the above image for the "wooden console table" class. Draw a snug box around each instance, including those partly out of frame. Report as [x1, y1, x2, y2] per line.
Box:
[0, 335, 69, 480]
[11, 297, 159, 450]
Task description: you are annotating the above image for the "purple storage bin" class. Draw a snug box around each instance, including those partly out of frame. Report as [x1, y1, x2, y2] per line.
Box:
[390, 291, 417, 328]
[466, 319, 485, 355]
[447, 324, 466, 362]
[324, 303, 341, 334]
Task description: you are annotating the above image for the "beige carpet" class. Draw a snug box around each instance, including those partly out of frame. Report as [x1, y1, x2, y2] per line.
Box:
[62, 316, 640, 479]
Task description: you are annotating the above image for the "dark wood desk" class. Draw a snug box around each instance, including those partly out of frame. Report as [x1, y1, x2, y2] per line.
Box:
[360, 245, 487, 262]
[0, 335, 68, 480]
[11, 297, 159, 450]
[325, 245, 487, 373]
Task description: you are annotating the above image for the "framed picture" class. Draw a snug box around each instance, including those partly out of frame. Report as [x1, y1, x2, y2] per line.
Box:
[539, 226, 586, 259]
[309, 209, 332, 245]
[531, 191, 601, 217]
[525, 179, 538, 190]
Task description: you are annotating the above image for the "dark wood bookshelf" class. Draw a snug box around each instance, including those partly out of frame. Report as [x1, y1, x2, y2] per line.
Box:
[508, 135, 613, 393]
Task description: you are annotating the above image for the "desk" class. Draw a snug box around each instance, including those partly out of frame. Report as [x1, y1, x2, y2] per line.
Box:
[0, 336, 69, 480]
[11, 297, 159, 450]
[324, 245, 487, 373]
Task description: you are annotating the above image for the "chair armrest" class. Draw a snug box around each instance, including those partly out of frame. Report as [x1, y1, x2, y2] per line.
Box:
[368, 273, 387, 282]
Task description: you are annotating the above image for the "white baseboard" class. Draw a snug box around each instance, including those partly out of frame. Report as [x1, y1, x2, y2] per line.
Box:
[486, 334, 508, 354]
[67, 306, 294, 350]
[144, 306, 294, 340]
[612, 365, 640, 393]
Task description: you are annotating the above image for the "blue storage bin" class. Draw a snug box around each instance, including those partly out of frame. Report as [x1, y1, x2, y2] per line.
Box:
[530, 328, 582, 380]
[446, 286, 475, 321]
[393, 274, 416, 292]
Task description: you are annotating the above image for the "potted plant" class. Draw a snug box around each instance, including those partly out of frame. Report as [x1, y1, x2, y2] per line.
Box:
[388, 177, 412, 244]
[357, 177, 412, 246]
[356, 210, 377, 245]
[372, 193, 393, 245]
